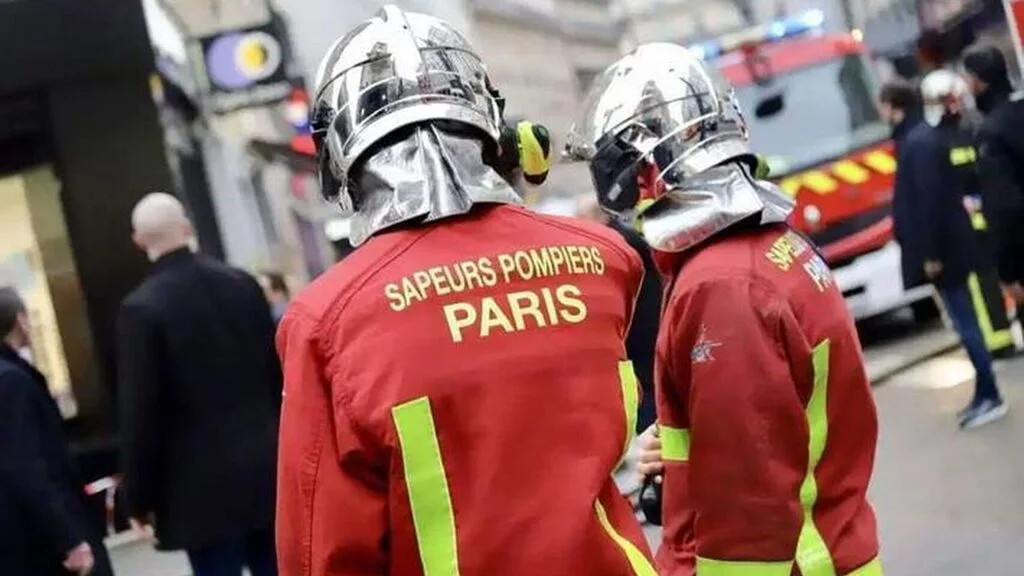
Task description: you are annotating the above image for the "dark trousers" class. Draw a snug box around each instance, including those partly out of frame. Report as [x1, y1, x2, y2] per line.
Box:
[186, 529, 276, 576]
[939, 282, 1002, 404]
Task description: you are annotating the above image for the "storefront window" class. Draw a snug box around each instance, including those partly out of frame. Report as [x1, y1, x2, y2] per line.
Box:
[0, 169, 77, 417]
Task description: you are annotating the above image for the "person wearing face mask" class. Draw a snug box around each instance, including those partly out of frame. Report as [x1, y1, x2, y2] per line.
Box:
[0, 287, 114, 576]
[963, 45, 1024, 303]
[117, 193, 282, 576]
[567, 43, 882, 576]
[891, 69, 1008, 428]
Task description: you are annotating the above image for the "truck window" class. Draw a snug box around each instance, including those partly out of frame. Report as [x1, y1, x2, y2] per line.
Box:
[735, 54, 891, 174]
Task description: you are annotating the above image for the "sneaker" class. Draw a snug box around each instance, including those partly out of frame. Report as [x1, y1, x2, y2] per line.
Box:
[959, 398, 1009, 430]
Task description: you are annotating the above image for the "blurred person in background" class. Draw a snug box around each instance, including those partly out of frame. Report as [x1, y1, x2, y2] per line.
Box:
[891, 70, 1007, 428]
[964, 45, 1024, 302]
[567, 43, 881, 575]
[916, 29, 952, 74]
[577, 194, 661, 433]
[258, 272, 291, 326]
[0, 287, 114, 576]
[878, 78, 922, 154]
[117, 192, 281, 576]
[276, 6, 655, 575]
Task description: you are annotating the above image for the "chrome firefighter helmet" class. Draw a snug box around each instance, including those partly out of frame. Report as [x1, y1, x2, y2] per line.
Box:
[565, 42, 754, 215]
[311, 4, 504, 206]
[920, 68, 972, 126]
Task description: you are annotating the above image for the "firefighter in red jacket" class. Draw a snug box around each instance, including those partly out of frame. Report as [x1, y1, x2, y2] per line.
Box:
[565, 43, 883, 576]
[275, 6, 657, 576]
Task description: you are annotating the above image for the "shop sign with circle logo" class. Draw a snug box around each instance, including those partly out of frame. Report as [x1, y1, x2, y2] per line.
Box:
[200, 24, 292, 114]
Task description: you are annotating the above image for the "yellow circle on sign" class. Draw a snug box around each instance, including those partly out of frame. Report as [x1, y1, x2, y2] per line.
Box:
[237, 38, 269, 74]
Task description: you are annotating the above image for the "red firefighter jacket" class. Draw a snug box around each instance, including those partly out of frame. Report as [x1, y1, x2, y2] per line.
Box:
[653, 223, 882, 576]
[276, 204, 657, 576]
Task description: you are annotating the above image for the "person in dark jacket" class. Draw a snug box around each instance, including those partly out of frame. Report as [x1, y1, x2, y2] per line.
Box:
[0, 287, 114, 576]
[117, 192, 281, 576]
[891, 70, 1007, 429]
[577, 195, 661, 433]
[878, 78, 922, 156]
[964, 45, 1024, 301]
[884, 76, 1016, 357]
[257, 272, 291, 327]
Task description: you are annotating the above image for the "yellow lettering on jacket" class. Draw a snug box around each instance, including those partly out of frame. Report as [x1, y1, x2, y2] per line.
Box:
[442, 284, 589, 343]
[765, 231, 810, 272]
[384, 245, 605, 312]
[385, 245, 606, 342]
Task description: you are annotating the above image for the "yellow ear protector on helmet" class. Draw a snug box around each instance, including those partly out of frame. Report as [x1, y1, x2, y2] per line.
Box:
[486, 77, 552, 185]
[514, 121, 552, 185]
[494, 120, 552, 185]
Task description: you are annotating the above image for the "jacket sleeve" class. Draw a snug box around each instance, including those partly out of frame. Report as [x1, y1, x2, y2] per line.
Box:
[276, 307, 389, 576]
[905, 137, 944, 263]
[663, 275, 807, 573]
[978, 127, 1024, 282]
[116, 301, 164, 518]
[0, 373, 85, 557]
[247, 274, 285, 409]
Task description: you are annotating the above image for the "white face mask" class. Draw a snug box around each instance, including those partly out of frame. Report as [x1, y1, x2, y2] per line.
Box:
[924, 104, 946, 127]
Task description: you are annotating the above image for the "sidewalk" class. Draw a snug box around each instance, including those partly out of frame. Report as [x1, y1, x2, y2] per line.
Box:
[869, 352, 1024, 575]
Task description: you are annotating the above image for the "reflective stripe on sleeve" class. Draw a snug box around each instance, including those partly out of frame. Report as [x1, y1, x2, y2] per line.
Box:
[695, 557, 793, 575]
[595, 499, 659, 576]
[660, 425, 690, 462]
[696, 340, 882, 576]
[392, 397, 461, 576]
[618, 360, 640, 460]
[795, 339, 836, 576]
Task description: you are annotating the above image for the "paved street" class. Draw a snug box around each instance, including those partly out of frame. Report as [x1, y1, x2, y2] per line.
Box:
[110, 316, 1024, 575]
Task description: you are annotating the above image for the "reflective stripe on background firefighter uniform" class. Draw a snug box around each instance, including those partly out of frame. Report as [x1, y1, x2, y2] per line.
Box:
[276, 204, 657, 576]
[948, 134, 1016, 356]
[654, 223, 881, 576]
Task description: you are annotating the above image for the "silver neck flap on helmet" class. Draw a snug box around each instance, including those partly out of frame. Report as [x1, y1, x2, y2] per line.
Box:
[640, 162, 793, 253]
[349, 124, 520, 246]
[312, 5, 519, 246]
[565, 42, 794, 253]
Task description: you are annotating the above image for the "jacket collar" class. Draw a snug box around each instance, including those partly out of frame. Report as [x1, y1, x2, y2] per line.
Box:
[151, 247, 194, 274]
[891, 113, 920, 145]
[0, 343, 47, 387]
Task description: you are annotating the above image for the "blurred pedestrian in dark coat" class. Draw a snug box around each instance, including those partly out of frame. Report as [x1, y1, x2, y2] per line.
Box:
[117, 192, 281, 576]
[0, 287, 114, 576]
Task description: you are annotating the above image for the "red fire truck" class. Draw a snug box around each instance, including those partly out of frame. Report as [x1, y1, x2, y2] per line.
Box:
[691, 10, 935, 321]
[1004, 0, 1024, 71]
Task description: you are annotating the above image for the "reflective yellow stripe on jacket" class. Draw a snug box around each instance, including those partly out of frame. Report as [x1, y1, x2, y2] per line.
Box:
[618, 361, 640, 461]
[660, 425, 690, 462]
[393, 397, 461, 576]
[606, 360, 660, 575]
[392, 363, 659, 576]
[967, 273, 1014, 351]
[695, 341, 883, 576]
